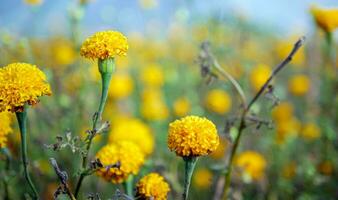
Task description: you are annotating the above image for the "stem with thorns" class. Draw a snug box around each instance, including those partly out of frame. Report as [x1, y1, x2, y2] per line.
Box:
[221, 36, 306, 200]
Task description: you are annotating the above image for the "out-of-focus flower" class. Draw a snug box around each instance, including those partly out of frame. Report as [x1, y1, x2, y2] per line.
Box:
[109, 118, 154, 155]
[318, 160, 334, 175]
[141, 89, 169, 121]
[210, 138, 229, 160]
[300, 122, 321, 141]
[136, 173, 170, 200]
[0, 112, 12, 148]
[275, 117, 301, 144]
[205, 89, 232, 114]
[250, 64, 271, 91]
[288, 74, 310, 96]
[193, 168, 213, 189]
[95, 141, 145, 183]
[235, 151, 267, 181]
[311, 6, 338, 33]
[80, 30, 128, 60]
[141, 64, 164, 88]
[108, 73, 134, 99]
[168, 115, 219, 157]
[276, 39, 305, 66]
[51, 39, 76, 66]
[0, 63, 52, 112]
[24, 0, 43, 6]
[139, 0, 158, 10]
[63, 70, 85, 94]
[173, 97, 191, 117]
[272, 102, 294, 122]
[282, 162, 297, 179]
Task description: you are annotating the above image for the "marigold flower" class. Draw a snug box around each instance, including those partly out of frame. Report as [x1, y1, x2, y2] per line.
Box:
[108, 73, 134, 99]
[141, 89, 169, 121]
[235, 151, 266, 181]
[311, 6, 338, 32]
[205, 89, 232, 114]
[141, 64, 164, 88]
[272, 102, 294, 122]
[288, 74, 310, 96]
[95, 141, 145, 183]
[300, 122, 321, 141]
[249, 64, 271, 91]
[0, 112, 12, 148]
[193, 168, 213, 189]
[80, 30, 128, 60]
[168, 115, 219, 157]
[0, 63, 52, 112]
[275, 117, 301, 144]
[136, 173, 170, 200]
[109, 118, 154, 155]
[51, 39, 76, 66]
[173, 97, 191, 117]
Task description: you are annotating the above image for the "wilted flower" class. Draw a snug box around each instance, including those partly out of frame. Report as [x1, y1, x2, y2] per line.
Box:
[0, 63, 52, 112]
[168, 115, 219, 157]
[95, 141, 145, 183]
[136, 173, 170, 200]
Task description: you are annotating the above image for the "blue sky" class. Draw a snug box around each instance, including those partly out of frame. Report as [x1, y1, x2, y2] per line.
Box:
[0, 0, 337, 38]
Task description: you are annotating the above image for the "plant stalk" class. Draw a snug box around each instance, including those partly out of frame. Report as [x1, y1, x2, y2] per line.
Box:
[183, 157, 198, 200]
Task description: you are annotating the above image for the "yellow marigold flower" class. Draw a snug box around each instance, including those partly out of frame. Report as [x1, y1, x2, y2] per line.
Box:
[141, 89, 169, 121]
[80, 30, 128, 60]
[109, 118, 154, 155]
[193, 168, 213, 189]
[235, 151, 267, 181]
[250, 64, 271, 91]
[24, 0, 43, 5]
[0, 63, 52, 112]
[136, 173, 170, 200]
[95, 141, 145, 184]
[51, 39, 76, 66]
[318, 160, 334, 175]
[275, 117, 301, 144]
[141, 64, 164, 88]
[108, 73, 134, 99]
[168, 115, 219, 157]
[276, 39, 305, 66]
[311, 6, 338, 32]
[300, 122, 321, 141]
[288, 74, 310, 96]
[173, 97, 191, 117]
[205, 89, 232, 114]
[0, 112, 12, 148]
[282, 162, 297, 179]
[272, 102, 294, 122]
[210, 137, 229, 160]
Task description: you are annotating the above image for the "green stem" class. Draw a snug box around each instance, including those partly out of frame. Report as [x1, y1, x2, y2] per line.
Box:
[123, 175, 134, 197]
[1, 148, 11, 200]
[183, 157, 198, 200]
[16, 109, 39, 199]
[75, 58, 114, 198]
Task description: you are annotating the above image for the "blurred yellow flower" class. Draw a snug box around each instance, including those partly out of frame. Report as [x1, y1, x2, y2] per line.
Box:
[168, 115, 219, 157]
[109, 118, 154, 155]
[173, 97, 191, 117]
[272, 102, 294, 122]
[300, 122, 321, 141]
[205, 89, 232, 114]
[24, 0, 43, 5]
[288, 74, 310, 96]
[250, 64, 271, 91]
[136, 173, 170, 200]
[51, 39, 76, 66]
[108, 73, 134, 99]
[139, 0, 158, 10]
[80, 30, 128, 60]
[210, 138, 229, 160]
[282, 162, 297, 179]
[311, 6, 338, 32]
[193, 168, 213, 189]
[141, 64, 164, 88]
[141, 89, 169, 121]
[0, 112, 13, 148]
[276, 39, 305, 66]
[235, 151, 267, 181]
[0, 63, 52, 112]
[318, 160, 334, 175]
[275, 117, 301, 144]
[95, 141, 145, 183]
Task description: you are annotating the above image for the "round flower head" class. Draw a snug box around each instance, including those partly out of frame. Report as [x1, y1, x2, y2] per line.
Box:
[80, 30, 128, 60]
[193, 168, 213, 189]
[235, 151, 267, 181]
[0, 63, 52, 112]
[288, 74, 310, 96]
[136, 173, 170, 200]
[311, 6, 338, 32]
[108, 118, 154, 155]
[250, 64, 271, 91]
[0, 112, 12, 148]
[168, 115, 219, 157]
[205, 89, 232, 114]
[95, 141, 145, 183]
